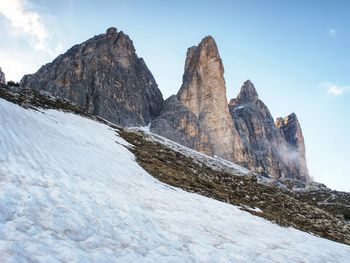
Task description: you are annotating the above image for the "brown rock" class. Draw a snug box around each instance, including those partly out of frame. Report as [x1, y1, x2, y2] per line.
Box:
[152, 36, 310, 184]
[150, 95, 213, 155]
[276, 113, 310, 181]
[20, 27, 164, 127]
[229, 81, 310, 182]
[177, 36, 244, 161]
[152, 36, 245, 161]
[0, 67, 5, 84]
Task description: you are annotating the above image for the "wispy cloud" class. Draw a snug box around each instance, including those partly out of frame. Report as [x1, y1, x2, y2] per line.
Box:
[327, 85, 344, 96]
[0, 0, 50, 52]
[327, 28, 337, 38]
[319, 82, 349, 96]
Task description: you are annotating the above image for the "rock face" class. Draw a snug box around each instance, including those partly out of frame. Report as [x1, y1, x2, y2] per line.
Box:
[0, 67, 6, 84]
[229, 81, 310, 182]
[151, 36, 244, 161]
[21, 27, 164, 127]
[150, 95, 213, 155]
[152, 36, 309, 183]
[276, 113, 309, 180]
[19, 28, 309, 183]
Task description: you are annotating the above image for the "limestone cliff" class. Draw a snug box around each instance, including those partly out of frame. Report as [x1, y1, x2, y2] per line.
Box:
[0, 67, 5, 84]
[21, 27, 164, 127]
[150, 95, 213, 155]
[276, 113, 309, 181]
[229, 80, 310, 182]
[151, 36, 244, 161]
[152, 36, 309, 183]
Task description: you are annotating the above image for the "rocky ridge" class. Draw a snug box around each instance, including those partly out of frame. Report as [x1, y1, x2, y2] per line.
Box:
[21, 27, 164, 127]
[229, 81, 310, 183]
[151, 36, 245, 162]
[152, 36, 309, 183]
[18, 28, 309, 184]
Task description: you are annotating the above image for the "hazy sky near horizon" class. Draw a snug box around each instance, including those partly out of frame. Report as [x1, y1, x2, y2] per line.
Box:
[0, 0, 349, 191]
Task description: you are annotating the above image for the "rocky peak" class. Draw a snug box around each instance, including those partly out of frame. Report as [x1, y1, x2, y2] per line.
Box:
[151, 36, 244, 161]
[178, 35, 224, 116]
[176, 36, 243, 160]
[0, 67, 6, 84]
[232, 80, 259, 105]
[106, 27, 117, 36]
[228, 80, 310, 183]
[21, 27, 164, 127]
[276, 113, 310, 181]
[276, 113, 304, 151]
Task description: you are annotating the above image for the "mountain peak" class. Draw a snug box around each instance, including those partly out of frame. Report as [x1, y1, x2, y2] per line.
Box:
[200, 35, 216, 45]
[0, 67, 5, 84]
[276, 113, 298, 129]
[174, 36, 243, 160]
[236, 80, 259, 103]
[275, 112, 310, 181]
[178, 36, 225, 116]
[20, 28, 163, 127]
[106, 27, 117, 36]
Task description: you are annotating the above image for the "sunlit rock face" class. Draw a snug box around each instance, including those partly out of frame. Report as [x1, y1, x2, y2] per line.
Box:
[21, 27, 164, 127]
[229, 81, 310, 182]
[151, 36, 244, 161]
[152, 35, 310, 183]
[0, 67, 5, 84]
[150, 95, 213, 155]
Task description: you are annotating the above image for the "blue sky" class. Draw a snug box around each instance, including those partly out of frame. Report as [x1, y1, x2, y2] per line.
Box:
[0, 0, 349, 191]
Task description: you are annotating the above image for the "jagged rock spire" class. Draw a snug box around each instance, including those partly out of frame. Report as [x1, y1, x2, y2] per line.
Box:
[176, 36, 244, 160]
[229, 80, 259, 107]
[276, 113, 304, 150]
[178, 36, 225, 116]
[236, 80, 259, 103]
[106, 27, 117, 36]
[0, 67, 6, 84]
[275, 113, 309, 181]
[228, 80, 310, 183]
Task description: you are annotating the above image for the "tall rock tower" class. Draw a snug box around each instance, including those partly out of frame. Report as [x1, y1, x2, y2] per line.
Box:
[151, 36, 244, 160]
[276, 114, 310, 181]
[152, 36, 310, 183]
[177, 36, 244, 160]
[229, 80, 310, 182]
[0, 67, 6, 84]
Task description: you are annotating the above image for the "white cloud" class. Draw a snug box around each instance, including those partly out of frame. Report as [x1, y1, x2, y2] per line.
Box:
[327, 28, 337, 38]
[0, 0, 65, 81]
[327, 85, 344, 96]
[0, 0, 49, 52]
[319, 82, 349, 96]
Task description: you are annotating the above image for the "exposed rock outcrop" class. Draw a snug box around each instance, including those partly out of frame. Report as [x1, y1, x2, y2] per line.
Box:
[21, 27, 164, 127]
[229, 80, 310, 182]
[0, 67, 6, 84]
[276, 113, 309, 180]
[152, 36, 244, 161]
[19, 28, 309, 184]
[152, 36, 309, 183]
[150, 95, 213, 155]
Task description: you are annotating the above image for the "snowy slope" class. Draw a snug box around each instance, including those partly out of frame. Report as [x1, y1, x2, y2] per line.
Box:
[0, 98, 349, 263]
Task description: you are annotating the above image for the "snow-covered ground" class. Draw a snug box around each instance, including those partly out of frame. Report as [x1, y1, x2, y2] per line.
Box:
[0, 98, 349, 263]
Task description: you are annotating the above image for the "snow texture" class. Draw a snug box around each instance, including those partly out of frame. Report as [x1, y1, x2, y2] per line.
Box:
[0, 98, 349, 262]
